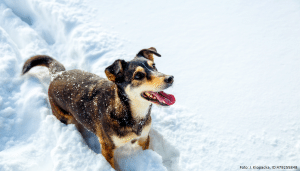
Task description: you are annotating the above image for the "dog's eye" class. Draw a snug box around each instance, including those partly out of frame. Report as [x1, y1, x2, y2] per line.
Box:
[152, 64, 156, 69]
[134, 72, 145, 80]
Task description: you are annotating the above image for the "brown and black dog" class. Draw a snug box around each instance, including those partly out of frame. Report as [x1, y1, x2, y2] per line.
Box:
[22, 47, 175, 168]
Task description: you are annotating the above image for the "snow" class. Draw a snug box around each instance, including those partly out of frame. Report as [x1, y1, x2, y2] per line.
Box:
[0, 0, 300, 170]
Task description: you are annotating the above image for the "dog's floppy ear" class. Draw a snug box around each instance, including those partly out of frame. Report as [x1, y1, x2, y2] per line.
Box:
[105, 59, 127, 83]
[136, 47, 161, 61]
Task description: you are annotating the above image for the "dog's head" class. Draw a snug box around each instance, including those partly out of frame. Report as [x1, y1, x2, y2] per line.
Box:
[105, 47, 175, 106]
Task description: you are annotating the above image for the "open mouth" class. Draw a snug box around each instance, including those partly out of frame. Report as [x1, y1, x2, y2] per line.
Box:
[141, 91, 176, 106]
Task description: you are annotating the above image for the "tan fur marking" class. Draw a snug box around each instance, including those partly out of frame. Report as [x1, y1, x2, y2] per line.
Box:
[105, 70, 116, 82]
[100, 142, 115, 168]
[49, 97, 73, 122]
[131, 80, 141, 87]
[138, 124, 152, 149]
[144, 75, 165, 90]
[147, 61, 154, 68]
[138, 136, 150, 150]
[143, 51, 154, 61]
[95, 128, 116, 169]
[135, 66, 145, 73]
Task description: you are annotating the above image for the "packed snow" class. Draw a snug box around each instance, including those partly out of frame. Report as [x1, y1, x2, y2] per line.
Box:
[0, 0, 300, 171]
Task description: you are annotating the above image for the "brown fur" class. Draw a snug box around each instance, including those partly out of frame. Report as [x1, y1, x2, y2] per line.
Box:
[22, 47, 173, 169]
[136, 47, 161, 61]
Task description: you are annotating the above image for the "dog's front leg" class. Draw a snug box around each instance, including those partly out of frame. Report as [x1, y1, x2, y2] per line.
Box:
[138, 135, 150, 150]
[100, 141, 116, 168]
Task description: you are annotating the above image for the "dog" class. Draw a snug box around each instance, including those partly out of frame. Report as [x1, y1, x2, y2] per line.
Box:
[22, 47, 176, 168]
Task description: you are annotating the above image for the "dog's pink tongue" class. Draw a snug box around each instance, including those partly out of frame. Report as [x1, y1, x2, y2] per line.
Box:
[152, 91, 176, 105]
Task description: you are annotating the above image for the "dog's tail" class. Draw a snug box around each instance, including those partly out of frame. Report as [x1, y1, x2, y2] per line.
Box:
[22, 55, 65, 75]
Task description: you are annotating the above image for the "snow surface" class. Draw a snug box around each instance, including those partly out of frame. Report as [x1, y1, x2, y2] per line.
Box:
[0, 0, 300, 170]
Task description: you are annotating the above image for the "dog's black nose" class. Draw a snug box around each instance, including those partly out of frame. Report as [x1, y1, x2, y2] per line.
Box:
[164, 76, 174, 84]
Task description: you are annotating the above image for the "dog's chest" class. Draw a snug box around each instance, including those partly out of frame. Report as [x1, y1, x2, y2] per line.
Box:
[112, 123, 151, 148]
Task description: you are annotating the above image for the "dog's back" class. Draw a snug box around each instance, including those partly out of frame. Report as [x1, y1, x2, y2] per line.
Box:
[49, 69, 115, 132]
